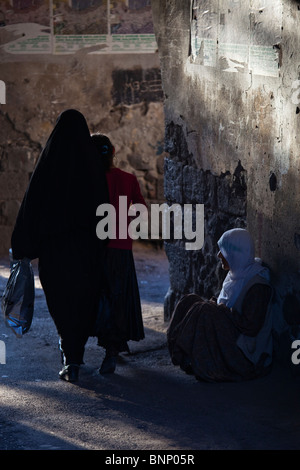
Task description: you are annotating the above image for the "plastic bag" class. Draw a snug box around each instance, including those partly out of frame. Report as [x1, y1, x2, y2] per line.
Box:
[1, 255, 35, 338]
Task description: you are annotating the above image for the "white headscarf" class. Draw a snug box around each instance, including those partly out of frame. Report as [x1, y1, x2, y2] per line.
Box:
[217, 228, 270, 308]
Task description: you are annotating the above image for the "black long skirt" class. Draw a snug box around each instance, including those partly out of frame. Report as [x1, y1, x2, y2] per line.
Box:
[94, 247, 145, 352]
[38, 229, 105, 365]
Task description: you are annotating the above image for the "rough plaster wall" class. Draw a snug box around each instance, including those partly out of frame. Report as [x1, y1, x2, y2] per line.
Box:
[0, 51, 165, 254]
[151, 0, 300, 320]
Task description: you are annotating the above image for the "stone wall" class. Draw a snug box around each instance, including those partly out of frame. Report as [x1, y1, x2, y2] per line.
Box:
[151, 0, 300, 322]
[163, 155, 247, 317]
[0, 1, 165, 255]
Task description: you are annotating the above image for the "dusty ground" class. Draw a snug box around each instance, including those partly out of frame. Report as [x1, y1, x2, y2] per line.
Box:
[0, 241, 300, 456]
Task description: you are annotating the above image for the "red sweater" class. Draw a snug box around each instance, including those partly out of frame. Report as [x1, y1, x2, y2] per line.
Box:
[106, 167, 147, 249]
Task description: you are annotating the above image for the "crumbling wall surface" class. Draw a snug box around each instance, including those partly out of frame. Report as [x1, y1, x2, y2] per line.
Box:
[163, 138, 247, 316]
[151, 0, 300, 320]
[0, 51, 165, 254]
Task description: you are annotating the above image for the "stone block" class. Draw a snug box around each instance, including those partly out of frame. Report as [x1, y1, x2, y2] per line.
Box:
[156, 176, 165, 201]
[156, 153, 165, 175]
[6, 146, 37, 173]
[0, 225, 13, 256]
[164, 241, 193, 292]
[136, 177, 148, 200]
[216, 162, 247, 217]
[146, 180, 157, 199]
[144, 170, 158, 184]
[164, 158, 183, 204]
[127, 153, 154, 171]
[165, 121, 193, 165]
[0, 200, 21, 226]
[0, 172, 29, 200]
[182, 165, 217, 207]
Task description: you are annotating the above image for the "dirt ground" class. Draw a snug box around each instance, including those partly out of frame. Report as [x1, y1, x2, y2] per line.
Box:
[0, 241, 300, 456]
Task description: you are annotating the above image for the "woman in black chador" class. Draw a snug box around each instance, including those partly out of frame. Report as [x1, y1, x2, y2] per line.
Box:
[11, 109, 109, 382]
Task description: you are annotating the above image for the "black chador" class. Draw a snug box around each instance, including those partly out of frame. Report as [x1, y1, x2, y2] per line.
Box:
[11, 109, 109, 377]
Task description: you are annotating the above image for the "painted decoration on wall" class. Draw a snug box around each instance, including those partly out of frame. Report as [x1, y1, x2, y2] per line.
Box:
[0, 0, 157, 54]
[0, 0, 51, 53]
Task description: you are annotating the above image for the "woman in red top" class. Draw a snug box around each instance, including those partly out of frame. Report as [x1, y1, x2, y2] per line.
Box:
[91, 133, 146, 374]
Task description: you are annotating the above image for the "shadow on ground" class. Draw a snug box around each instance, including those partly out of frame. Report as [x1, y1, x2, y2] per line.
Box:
[0, 242, 300, 451]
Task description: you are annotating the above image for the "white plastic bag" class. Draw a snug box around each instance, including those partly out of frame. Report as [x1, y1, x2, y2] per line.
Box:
[1, 256, 35, 338]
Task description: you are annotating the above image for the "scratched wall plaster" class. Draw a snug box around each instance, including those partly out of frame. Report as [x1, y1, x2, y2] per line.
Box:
[190, 0, 281, 77]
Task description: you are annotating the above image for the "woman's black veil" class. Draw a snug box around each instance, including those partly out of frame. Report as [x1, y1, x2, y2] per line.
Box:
[11, 109, 109, 259]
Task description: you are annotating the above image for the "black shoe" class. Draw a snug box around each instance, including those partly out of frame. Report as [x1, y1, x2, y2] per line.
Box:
[99, 355, 117, 375]
[59, 364, 79, 382]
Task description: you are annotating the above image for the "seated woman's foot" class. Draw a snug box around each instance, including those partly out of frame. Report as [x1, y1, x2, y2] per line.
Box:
[59, 364, 80, 382]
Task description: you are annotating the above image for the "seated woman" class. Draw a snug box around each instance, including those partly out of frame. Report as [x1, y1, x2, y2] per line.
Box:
[167, 228, 274, 382]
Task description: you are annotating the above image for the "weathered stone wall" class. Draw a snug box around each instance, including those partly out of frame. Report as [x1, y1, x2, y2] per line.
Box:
[163, 145, 247, 317]
[0, 45, 165, 255]
[151, 0, 300, 321]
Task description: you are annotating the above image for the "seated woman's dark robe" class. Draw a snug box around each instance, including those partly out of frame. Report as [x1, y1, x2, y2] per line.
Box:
[167, 279, 273, 383]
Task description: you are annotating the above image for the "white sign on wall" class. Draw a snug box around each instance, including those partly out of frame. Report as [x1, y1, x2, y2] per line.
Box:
[190, 0, 282, 77]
